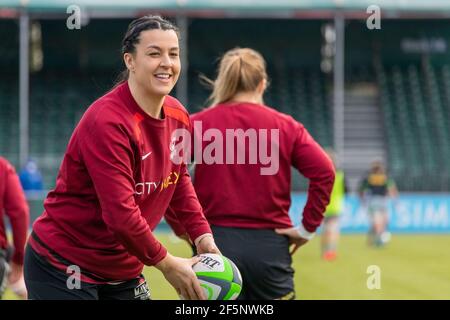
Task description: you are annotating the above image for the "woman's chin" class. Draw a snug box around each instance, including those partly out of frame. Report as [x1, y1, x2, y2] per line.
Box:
[150, 85, 175, 97]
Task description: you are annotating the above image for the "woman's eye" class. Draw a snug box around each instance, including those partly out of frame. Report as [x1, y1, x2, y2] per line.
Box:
[148, 52, 160, 56]
[170, 53, 179, 57]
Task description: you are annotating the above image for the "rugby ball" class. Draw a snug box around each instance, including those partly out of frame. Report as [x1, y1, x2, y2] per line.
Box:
[192, 253, 242, 300]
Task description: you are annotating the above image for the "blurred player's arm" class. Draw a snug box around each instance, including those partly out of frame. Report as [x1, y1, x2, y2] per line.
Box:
[388, 179, 399, 198]
[165, 207, 190, 242]
[164, 163, 219, 254]
[292, 123, 335, 233]
[276, 122, 335, 254]
[344, 176, 350, 194]
[165, 113, 217, 253]
[3, 161, 29, 272]
[358, 178, 368, 198]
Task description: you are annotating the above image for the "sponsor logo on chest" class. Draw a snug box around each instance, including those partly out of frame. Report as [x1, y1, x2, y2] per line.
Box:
[135, 171, 180, 196]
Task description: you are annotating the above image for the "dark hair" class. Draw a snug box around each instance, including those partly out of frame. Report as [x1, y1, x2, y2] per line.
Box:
[115, 15, 179, 84]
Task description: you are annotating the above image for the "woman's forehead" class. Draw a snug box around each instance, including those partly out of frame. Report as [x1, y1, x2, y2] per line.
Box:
[138, 29, 179, 48]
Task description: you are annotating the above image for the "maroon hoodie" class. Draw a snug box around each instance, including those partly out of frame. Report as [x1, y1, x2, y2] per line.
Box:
[0, 157, 29, 265]
[166, 102, 335, 235]
[30, 82, 211, 282]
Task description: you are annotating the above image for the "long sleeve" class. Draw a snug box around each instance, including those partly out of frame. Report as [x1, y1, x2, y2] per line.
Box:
[291, 123, 335, 232]
[3, 163, 29, 265]
[164, 208, 186, 237]
[80, 118, 167, 266]
[165, 114, 211, 239]
[165, 163, 211, 240]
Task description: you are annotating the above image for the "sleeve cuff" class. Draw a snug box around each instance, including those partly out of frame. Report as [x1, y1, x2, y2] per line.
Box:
[142, 244, 168, 266]
[296, 224, 316, 240]
[187, 225, 213, 244]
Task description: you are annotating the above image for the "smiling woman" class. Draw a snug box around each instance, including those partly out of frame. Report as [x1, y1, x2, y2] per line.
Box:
[23, 15, 220, 300]
[118, 17, 181, 118]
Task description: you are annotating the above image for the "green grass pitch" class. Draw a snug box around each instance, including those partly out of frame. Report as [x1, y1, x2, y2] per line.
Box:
[4, 234, 450, 300]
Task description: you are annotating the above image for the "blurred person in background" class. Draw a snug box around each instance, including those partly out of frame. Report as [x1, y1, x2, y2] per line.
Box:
[19, 159, 43, 192]
[0, 156, 29, 300]
[24, 15, 218, 300]
[320, 150, 348, 261]
[358, 160, 398, 247]
[167, 48, 335, 300]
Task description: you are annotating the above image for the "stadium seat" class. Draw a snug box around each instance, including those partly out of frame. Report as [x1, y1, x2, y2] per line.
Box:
[376, 61, 450, 191]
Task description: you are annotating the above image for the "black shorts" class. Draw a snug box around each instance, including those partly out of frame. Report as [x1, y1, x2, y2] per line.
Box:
[0, 249, 9, 299]
[0, 246, 13, 299]
[23, 244, 150, 300]
[211, 225, 295, 300]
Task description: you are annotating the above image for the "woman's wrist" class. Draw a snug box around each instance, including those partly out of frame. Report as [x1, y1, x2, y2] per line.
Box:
[194, 233, 213, 247]
[155, 252, 174, 272]
[296, 224, 315, 240]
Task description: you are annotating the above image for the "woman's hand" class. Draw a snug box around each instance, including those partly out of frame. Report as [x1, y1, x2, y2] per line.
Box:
[195, 234, 221, 255]
[8, 262, 23, 284]
[275, 227, 309, 255]
[8, 262, 27, 299]
[155, 253, 206, 300]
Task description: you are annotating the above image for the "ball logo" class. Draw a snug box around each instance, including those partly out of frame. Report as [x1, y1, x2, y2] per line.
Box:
[199, 256, 221, 269]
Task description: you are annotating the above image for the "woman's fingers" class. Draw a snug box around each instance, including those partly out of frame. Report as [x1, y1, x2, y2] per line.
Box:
[208, 244, 221, 255]
[185, 277, 204, 300]
[290, 243, 300, 255]
[274, 228, 287, 235]
[185, 285, 195, 300]
[192, 277, 206, 300]
[189, 257, 206, 300]
[190, 255, 202, 267]
[179, 288, 188, 300]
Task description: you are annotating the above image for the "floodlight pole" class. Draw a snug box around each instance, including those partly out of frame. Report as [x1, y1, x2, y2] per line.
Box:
[333, 13, 345, 168]
[19, 9, 30, 168]
[177, 15, 189, 107]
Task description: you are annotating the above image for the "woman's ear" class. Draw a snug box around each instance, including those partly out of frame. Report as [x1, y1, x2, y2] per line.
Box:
[258, 78, 267, 94]
[124, 53, 135, 72]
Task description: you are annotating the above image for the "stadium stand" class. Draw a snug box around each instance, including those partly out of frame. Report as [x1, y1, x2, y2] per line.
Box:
[1, 18, 450, 192]
[375, 62, 450, 191]
[0, 75, 19, 167]
[28, 72, 112, 187]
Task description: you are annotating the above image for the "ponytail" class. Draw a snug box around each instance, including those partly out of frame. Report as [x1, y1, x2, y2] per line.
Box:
[204, 48, 268, 106]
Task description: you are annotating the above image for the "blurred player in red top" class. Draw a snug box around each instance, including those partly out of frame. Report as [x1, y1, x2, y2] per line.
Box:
[166, 48, 335, 299]
[0, 157, 29, 300]
[23, 16, 218, 300]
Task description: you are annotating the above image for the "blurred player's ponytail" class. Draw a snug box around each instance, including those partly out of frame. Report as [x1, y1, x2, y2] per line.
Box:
[115, 15, 179, 85]
[201, 48, 269, 106]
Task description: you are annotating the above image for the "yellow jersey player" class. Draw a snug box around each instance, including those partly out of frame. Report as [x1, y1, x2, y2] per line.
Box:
[358, 161, 398, 247]
[321, 151, 347, 261]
